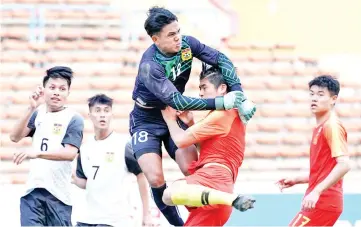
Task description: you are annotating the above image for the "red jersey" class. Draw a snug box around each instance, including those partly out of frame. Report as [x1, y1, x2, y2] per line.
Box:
[305, 113, 348, 212]
[187, 109, 245, 182]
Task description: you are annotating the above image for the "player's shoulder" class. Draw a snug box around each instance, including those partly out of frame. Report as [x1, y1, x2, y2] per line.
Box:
[323, 112, 346, 132]
[182, 35, 195, 43]
[141, 44, 157, 62]
[208, 109, 238, 119]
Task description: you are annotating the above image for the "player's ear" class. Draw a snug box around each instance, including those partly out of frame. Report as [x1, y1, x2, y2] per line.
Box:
[151, 35, 158, 43]
[218, 84, 227, 95]
[331, 94, 338, 106]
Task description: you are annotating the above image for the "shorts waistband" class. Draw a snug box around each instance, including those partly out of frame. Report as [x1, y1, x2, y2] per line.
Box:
[203, 163, 233, 178]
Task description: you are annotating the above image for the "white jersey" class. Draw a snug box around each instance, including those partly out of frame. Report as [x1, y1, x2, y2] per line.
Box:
[25, 104, 84, 205]
[76, 133, 141, 226]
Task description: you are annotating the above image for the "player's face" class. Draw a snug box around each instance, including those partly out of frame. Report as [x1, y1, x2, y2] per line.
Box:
[89, 104, 112, 130]
[152, 21, 182, 55]
[43, 77, 69, 111]
[309, 85, 337, 114]
[199, 78, 227, 98]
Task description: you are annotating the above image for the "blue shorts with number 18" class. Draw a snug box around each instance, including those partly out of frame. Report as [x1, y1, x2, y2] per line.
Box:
[129, 104, 188, 161]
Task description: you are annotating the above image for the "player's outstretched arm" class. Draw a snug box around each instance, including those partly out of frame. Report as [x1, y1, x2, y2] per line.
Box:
[277, 174, 309, 191]
[140, 62, 243, 111]
[187, 36, 257, 123]
[13, 114, 83, 164]
[161, 106, 233, 148]
[10, 86, 44, 142]
[186, 36, 242, 91]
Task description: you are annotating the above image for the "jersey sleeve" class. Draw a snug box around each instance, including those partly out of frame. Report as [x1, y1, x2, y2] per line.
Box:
[61, 114, 84, 150]
[26, 110, 38, 137]
[186, 36, 242, 91]
[124, 141, 142, 176]
[188, 110, 236, 142]
[139, 62, 217, 111]
[76, 152, 87, 179]
[324, 120, 348, 158]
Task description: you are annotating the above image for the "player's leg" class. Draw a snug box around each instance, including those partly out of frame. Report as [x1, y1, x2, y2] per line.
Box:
[132, 129, 184, 226]
[163, 179, 254, 212]
[164, 120, 198, 176]
[41, 188, 72, 226]
[20, 189, 47, 226]
[289, 209, 342, 227]
[164, 137, 198, 176]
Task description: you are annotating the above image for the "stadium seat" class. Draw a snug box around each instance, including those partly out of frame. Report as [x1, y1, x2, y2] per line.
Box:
[284, 121, 312, 132]
[241, 76, 266, 89]
[1, 134, 32, 147]
[282, 133, 309, 145]
[3, 40, 29, 51]
[263, 91, 288, 103]
[254, 134, 280, 145]
[260, 105, 288, 117]
[257, 121, 283, 132]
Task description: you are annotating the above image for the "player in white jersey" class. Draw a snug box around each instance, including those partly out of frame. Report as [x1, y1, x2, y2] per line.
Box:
[72, 94, 153, 227]
[10, 66, 84, 226]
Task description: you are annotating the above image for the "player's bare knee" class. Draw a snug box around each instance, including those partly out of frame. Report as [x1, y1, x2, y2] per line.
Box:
[147, 171, 165, 187]
[162, 188, 174, 205]
[175, 146, 198, 176]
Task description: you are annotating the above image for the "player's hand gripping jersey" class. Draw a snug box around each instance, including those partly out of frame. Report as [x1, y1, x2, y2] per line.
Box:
[132, 35, 256, 123]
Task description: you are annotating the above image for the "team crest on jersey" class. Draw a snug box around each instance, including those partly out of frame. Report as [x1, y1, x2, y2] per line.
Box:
[312, 126, 323, 144]
[53, 123, 62, 134]
[181, 48, 192, 61]
[105, 152, 115, 162]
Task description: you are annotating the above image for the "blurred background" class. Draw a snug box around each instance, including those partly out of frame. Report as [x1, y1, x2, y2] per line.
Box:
[1, 0, 361, 226]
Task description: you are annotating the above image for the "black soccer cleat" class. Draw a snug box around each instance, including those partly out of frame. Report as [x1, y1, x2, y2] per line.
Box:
[232, 195, 256, 212]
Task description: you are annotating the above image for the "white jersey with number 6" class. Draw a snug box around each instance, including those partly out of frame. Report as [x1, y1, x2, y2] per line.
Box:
[25, 104, 84, 205]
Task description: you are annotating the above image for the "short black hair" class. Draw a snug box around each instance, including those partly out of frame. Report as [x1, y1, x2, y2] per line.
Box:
[308, 75, 340, 96]
[43, 66, 73, 88]
[144, 6, 178, 36]
[199, 63, 229, 91]
[88, 94, 113, 109]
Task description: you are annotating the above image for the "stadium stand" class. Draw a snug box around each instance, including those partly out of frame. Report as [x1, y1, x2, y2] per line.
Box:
[1, 0, 361, 187]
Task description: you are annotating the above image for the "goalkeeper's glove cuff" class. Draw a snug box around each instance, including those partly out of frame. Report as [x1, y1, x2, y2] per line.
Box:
[215, 96, 225, 110]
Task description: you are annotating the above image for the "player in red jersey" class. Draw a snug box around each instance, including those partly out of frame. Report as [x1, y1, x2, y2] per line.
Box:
[277, 75, 351, 227]
[160, 64, 255, 226]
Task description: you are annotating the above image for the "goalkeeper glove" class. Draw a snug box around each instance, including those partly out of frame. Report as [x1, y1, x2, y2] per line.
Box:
[215, 91, 256, 124]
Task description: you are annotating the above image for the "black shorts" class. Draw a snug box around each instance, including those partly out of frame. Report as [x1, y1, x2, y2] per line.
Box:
[129, 104, 188, 160]
[20, 188, 72, 226]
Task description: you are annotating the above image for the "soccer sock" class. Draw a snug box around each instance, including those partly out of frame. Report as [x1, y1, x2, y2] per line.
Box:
[171, 184, 237, 207]
[151, 184, 184, 226]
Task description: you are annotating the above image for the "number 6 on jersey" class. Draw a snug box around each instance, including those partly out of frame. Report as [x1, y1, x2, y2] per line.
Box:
[133, 131, 148, 145]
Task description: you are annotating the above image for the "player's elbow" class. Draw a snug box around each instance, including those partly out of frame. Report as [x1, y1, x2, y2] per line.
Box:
[9, 134, 21, 143]
[67, 151, 78, 161]
[174, 139, 188, 149]
[341, 161, 351, 173]
[336, 156, 352, 173]
[63, 149, 78, 161]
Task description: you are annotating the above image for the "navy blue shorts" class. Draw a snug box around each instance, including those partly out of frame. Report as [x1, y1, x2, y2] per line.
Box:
[20, 188, 72, 226]
[129, 104, 188, 160]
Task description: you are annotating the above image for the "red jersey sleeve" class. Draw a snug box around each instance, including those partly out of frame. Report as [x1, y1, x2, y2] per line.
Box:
[323, 118, 348, 158]
[187, 110, 237, 142]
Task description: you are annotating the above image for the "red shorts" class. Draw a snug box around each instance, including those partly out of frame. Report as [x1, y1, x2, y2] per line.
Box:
[181, 165, 234, 226]
[289, 208, 342, 226]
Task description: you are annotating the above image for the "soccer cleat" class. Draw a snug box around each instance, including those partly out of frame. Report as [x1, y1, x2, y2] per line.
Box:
[232, 195, 256, 212]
